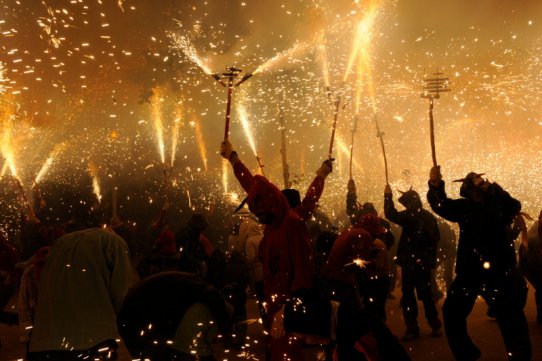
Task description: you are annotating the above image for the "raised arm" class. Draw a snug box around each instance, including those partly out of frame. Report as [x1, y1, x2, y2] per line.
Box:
[295, 160, 332, 221]
[220, 140, 254, 193]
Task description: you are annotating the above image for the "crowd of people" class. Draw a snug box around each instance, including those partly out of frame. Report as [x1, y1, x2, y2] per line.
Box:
[0, 140, 541, 361]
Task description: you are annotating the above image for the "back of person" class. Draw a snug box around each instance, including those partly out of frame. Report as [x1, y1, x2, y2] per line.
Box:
[117, 271, 233, 360]
[28, 228, 133, 357]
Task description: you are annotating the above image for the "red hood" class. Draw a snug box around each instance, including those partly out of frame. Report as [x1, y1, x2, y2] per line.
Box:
[247, 175, 289, 223]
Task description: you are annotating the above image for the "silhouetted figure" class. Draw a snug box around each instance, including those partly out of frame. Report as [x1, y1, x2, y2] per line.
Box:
[428, 167, 531, 361]
[117, 271, 233, 361]
[518, 210, 542, 324]
[384, 184, 442, 340]
[283, 287, 412, 361]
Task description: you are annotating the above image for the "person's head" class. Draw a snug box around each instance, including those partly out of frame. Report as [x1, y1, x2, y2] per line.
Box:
[155, 227, 177, 255]
[281, 188, 301, 209]
[360, 202, 378, 216]
[188, 213, 208, 231]
[455, 172, 489, 202]
[247, 176, 289, 225]
[398, 188, 422, 211]
[357, 213, 387, 239]
[284, 288, 333, 345]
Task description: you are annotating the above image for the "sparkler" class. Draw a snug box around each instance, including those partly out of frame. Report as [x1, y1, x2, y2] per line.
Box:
[34, 142, 68, 184]
[192, 115, 208, 171]
[238, 103, 265, 177]
[88, 162, 102, 204]
[420, 70, 451, 167]
[151, 87, 166, 165]
[279, 100, 291, 189]
[349, 114, 358, 180]
[374, 114, 389, 184]
[171, 103, 183, 169]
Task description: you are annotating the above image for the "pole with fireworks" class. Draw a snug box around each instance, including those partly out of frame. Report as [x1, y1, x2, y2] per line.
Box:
[279, 100, 291, 189]
[349, 114, 358, 180]
[374, 114, 389, 185]
[212, 67, 253, 141]
[327, 86, 350, 161]
[420, 70, 451, 167]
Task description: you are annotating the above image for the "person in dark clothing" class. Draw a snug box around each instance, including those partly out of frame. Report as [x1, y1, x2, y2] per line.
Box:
[136, 227, 181, 279]
[176, 213, 210, 276]
[221, 249, 251, 349]
[0, 234, 20, 328]
[346, 179, 395, 249]
[117, 271, 233, 361]
[431, 218, 457, 300]
[428, 167, 532, 361]
[518, 210, 542, 324]
[384, 184, 442, 340]
[321, 213, 388, 313]
[283, 287, 412, 361]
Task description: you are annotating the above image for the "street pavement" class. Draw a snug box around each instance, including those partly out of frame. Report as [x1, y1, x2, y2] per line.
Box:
[1, 284, 541, 360]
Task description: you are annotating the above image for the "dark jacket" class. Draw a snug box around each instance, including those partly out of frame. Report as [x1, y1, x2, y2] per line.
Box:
[427, 180, 521, 278]
[117, 271, 232, 356]
[384, 190, 439, 269]
[233, 161, 315, 315]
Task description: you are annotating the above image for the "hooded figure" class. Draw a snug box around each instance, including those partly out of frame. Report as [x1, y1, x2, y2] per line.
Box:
[385, 188, 439, 270]
[221, 141, 316, 361]
[384, 185, 442, 340]
[428, 167, 530, 361]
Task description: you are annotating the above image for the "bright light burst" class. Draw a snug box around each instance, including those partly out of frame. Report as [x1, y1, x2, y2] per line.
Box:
[151, 86, 166, 164]
[34, 141, 68, 184]
[88, 161, 102, 203]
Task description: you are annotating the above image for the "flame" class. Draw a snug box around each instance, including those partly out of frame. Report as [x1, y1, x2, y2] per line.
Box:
[192, 114, 208, 171]
[222, 159, 229, 194]
[35, 141, 68, 184]
[253, 39, 315, 75]
[343, 2, 379, 84]
[171, 102, 183, 168]
[151, 86, 166, 164]
[1, 95, 18, 177]
[169, 34, 213, 75]
[317, 42, 330, 88]
[351, 1, 382, 113]
[88, 162, 102, 203]
[186, 189, 192, 209]
[238, 103, 258, 157]
[337, 137, 364, 175]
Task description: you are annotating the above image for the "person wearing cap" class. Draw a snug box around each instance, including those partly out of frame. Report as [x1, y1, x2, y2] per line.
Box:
[384, 184, 442, 340]
[220, 139, 316, 361]
[283, 287, 412, 361]
[281, 158, 333, 222]
[427, 167, 531, 361]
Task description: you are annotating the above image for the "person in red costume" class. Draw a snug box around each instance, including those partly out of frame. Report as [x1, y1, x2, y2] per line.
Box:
[220, 139, 331, 361]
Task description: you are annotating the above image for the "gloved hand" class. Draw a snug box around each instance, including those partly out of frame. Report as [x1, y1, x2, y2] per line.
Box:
[220, 140, 234, 160]
[429, 166, 443, 187]
[316, 159, 333, 179]
[384, 184, 392, 195]
[347, 179, 356, 193]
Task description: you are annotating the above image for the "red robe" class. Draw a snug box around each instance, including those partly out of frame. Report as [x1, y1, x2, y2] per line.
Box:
[233, 160, 315, 361]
